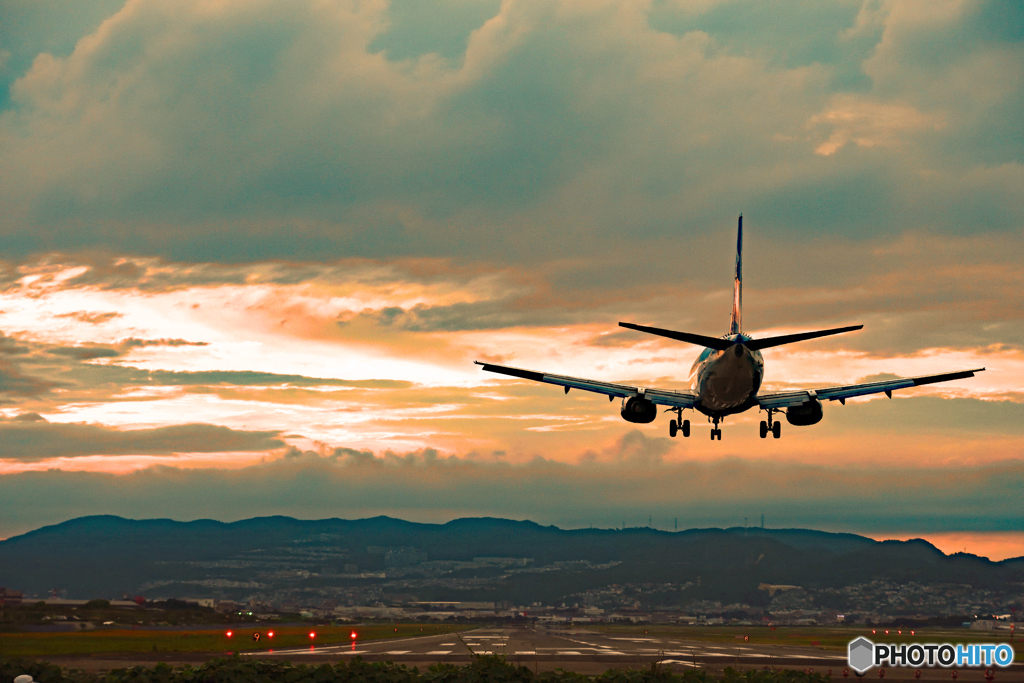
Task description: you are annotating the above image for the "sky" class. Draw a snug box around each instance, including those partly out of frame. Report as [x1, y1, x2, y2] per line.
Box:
[0, 0, 1021, 559]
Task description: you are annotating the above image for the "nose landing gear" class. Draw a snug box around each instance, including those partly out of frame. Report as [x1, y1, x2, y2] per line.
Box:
[760, 410, 781, 439]
[668, 408, 690, 438]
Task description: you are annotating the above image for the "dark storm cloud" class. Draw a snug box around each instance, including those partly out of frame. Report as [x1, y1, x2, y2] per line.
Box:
[0, 418, 283, 461]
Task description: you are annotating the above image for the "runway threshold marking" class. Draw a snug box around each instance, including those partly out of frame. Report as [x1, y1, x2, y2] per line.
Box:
[659, 660, 700, 668]
[426, 651, 451, 655]
[609, 638, 657, 641]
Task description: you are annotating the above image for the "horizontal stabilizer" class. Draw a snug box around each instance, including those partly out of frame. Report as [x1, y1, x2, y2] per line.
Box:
[745, 325, 863, 350]
[619, 322, 863, 351]
[618, 322, 732, 350]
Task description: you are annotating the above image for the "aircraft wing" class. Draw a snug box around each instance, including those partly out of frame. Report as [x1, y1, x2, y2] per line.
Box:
[756, 368, 985, 410]
[474, 361, 697, 408]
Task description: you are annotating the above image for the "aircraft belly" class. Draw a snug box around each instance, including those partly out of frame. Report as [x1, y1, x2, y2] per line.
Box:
[696, 349, 761, 414]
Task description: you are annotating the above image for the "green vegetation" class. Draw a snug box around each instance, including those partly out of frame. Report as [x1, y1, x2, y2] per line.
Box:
[0, 624, 473, 658]
[0, 656, 832, 683]
[0, 601, 246, 631]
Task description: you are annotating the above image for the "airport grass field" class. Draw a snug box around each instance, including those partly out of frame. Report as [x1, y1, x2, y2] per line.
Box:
[0, 622, 473, 658]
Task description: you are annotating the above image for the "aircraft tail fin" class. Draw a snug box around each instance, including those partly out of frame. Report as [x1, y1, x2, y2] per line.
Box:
[730, 215, 742, 335]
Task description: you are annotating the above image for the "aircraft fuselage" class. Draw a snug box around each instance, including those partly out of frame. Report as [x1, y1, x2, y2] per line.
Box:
[475, 215, 985, 439]
[689, 334, 764, 417]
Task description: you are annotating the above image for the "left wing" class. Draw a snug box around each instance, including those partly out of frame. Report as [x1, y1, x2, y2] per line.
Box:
[474, 361, 697, 408]
[757, 368, 985, 410]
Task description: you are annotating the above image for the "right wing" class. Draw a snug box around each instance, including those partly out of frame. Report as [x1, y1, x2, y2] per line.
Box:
[757, 368, 985, 410]
[474, 361, 697, 409]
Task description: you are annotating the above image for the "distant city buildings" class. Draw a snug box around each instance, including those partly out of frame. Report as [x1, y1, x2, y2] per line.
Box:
[0, 587, 23, 606]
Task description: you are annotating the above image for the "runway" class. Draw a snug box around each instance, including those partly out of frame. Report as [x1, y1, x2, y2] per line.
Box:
[241, 626, 1024, 679]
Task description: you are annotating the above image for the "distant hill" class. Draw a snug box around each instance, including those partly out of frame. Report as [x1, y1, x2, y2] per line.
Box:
[0, 516, 1019, 604]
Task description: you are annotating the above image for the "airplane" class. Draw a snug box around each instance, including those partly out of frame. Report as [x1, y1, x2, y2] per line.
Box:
[475, 216, 984, 440]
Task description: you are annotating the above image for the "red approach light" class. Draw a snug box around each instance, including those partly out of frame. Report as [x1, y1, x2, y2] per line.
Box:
[351, 631, 358, 639]
[899, 630, 903, 635]
[226, 631, 233, 638]
[872, 630, 877, 634]
[268, 631, 274, 638]
[885, 630, 890, 635]
[309, 632, 316, 639]
[911, 631, 915, 635]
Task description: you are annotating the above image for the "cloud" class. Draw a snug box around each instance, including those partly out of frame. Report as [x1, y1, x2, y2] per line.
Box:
[809, 95, 945, 156]
[46, 338, 207, 361]
[143, 370, 412, 389]
[0, 418, 283, 461]
[0, 0, 1019, 263]
[1, 440, 1022, 541]
[0, 0, 1018, 542]
[54, 310, 122, 324]
[0, 358, 59, 398]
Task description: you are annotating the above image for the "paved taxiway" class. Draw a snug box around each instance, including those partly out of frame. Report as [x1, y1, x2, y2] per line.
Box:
[243, 627, 1024, 680]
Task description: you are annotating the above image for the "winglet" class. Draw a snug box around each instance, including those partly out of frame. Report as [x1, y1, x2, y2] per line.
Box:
[730, 215, 742, 335]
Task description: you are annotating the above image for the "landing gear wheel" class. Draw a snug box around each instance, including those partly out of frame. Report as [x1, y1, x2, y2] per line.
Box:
[669, 420, 678, 438]
[710, 428, 722, 440]
[682, 419, 690, 437]
[716, 429, 722, 440]
[759, 420, 768, 439]
[772, 421, 781, 439]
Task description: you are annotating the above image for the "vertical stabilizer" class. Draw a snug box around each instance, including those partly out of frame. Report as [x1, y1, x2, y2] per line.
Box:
[730, 215, 743, 335]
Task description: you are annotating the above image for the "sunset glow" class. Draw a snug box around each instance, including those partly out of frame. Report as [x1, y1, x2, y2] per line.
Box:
[0, 0, 1020, 560]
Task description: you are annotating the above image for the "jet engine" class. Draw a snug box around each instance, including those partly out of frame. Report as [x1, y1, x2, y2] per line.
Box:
[786, 398, 823, 426]
[621, 396, 657, 424]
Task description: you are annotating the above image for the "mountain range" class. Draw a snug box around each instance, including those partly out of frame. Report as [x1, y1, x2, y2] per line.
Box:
[1, 516, 1020, 606]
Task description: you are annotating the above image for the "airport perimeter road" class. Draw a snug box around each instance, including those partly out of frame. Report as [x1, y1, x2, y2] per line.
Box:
[243, 626, 1024, 680]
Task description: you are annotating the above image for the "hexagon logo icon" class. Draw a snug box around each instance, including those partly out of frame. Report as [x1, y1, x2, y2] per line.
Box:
[849, 637, 875, 674]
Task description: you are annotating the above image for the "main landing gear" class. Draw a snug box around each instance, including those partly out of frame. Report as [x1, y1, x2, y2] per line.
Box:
[668, 408, 690, 438]
[760, 410, 781, 439]
[710, 416, 722, 440]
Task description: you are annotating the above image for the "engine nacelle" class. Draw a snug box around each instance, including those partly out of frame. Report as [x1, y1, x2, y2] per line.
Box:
[786, 399, 823, 426]
[621, 396, 657, 424]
